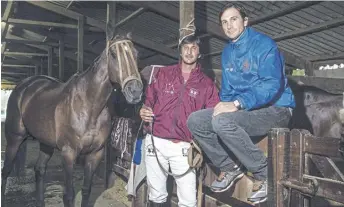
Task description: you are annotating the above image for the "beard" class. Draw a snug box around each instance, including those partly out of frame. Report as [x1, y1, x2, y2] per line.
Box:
[182, 55, 197, 65]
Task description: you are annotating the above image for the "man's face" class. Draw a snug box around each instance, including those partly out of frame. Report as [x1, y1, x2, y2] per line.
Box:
[180, 42, 200, 65]
[220, 7, 248, 42]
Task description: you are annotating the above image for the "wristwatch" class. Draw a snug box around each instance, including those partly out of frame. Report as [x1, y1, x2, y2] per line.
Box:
[233, 100, 242, 110]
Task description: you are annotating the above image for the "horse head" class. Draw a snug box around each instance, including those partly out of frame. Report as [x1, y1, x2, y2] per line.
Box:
[106, 26, 143, 104]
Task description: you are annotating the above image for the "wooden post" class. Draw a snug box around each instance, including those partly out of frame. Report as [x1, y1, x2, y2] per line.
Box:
[59, 39, 65, 81]
[267, 128, 290, 207]
[179, 1, 195, 40]
[48, 46, 53, 77]
[105, 1, 117, 189]
[77, 15, 84, 73]
[288, 129, 306, 207]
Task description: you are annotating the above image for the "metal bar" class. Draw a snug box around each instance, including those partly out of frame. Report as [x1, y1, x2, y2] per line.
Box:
[77, 16, 84, 72]
[48, 47, 53, 77]
[115, 7, 145, 29]
[2, 72, 28, 76]
[59, 39, 64, 80]
[5, 38, 59, 47]
[280, 179, 317, 196]
[7, 18, 77, 29]
[1, 0, 15, 40]
[306, 52, 344, 62]
[249, 1, 321, 25]
[4, 52, 48, 57]
[35, 65, 39, 75]
[303, 175, 344, 204]
[2, 64, 36, 68]
[274, 17, 344, 41]
[104, 1, 116, 189]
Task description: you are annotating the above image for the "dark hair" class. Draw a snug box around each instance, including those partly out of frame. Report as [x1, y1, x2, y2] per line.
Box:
[218, 3, 248, 24]
[179, 35, 201, 48]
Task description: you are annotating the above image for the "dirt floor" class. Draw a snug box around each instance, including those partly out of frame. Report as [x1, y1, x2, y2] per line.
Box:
[1, 123, 132, 207]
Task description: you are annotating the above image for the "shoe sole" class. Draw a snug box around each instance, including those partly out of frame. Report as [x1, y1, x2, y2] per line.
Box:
[248, 197, 267, 205]
[211, 172, 244, 193]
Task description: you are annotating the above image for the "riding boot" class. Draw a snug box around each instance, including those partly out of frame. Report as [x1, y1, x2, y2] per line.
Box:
[148, 200, 167, 207]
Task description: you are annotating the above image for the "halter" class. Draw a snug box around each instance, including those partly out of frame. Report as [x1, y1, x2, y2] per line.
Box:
[106, 39, 142, 89]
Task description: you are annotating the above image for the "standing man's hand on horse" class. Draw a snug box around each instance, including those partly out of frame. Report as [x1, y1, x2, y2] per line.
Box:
[140, 105, 154, 122]
[213, 102, 238, 117]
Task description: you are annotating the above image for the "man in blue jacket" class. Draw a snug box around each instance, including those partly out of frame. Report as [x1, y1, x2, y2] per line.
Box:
[187, 3, 295, 204]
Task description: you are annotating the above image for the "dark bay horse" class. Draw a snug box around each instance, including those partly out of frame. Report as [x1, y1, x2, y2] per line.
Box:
[1, 32, 143, 207]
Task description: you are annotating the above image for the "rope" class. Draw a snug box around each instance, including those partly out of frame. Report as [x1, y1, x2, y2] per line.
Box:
[178, 18, 196, 49]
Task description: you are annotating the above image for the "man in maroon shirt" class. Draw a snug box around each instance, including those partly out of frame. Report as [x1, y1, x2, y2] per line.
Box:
[139, 35, 219, 207]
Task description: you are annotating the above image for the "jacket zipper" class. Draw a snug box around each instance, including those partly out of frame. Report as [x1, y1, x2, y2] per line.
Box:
[170, 79, 187, 139]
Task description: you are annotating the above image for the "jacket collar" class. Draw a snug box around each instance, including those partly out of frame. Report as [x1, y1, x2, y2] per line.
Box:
[229, 27, 250, 46]
[175, 62, 202, 82]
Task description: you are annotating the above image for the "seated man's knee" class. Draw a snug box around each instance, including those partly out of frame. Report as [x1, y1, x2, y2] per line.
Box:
[212, 114, 235, 133]
[187, 111, 201, 131]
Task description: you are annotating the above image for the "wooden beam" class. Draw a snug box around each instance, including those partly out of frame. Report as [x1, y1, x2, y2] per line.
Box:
[249, 1, 320, 25]
[274, 17, 344, 41]
[26, 1, 178, 59]
[4, 51, 47, 57]
[2, 64, 35, 68]
[59, 39, 65, 80]
[48, 47, 53, 76]
[7, 18, 77, 29]
[77, 16, 84, 72]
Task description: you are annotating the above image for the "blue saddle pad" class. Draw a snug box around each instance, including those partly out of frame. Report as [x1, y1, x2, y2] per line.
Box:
[133, 138, 143, 165]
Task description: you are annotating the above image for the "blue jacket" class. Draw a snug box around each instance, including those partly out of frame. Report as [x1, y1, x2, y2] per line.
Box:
[220, 27, 295, 110]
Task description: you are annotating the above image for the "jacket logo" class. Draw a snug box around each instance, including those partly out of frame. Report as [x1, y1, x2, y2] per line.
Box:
[163, 83, 175, 94]
[189, 88, 199, 98]
[243, 60, 250, 71]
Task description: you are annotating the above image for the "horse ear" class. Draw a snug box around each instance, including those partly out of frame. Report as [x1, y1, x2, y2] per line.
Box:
[106, 23, 115, 41]
[126, 32, 132, 40]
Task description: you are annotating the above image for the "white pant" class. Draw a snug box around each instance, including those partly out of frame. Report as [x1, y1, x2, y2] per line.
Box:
[145, 134, 196, 207]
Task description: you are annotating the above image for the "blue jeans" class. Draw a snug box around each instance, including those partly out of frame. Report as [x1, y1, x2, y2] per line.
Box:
[187, 106, 291, 181]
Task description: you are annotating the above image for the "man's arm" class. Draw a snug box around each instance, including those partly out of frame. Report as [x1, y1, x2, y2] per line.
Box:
[205, 82, 220, 108]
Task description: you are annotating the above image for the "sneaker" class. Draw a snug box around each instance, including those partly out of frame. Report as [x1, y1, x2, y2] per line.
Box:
[247, 180, 268, 204]
[210, 166, 244, 193]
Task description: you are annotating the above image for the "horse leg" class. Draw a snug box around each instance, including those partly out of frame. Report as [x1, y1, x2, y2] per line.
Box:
[1, 134, 26, 204]
[35, 143, 54, 207]
[81, 148, 105, 207]
[61, 147, 77, 207]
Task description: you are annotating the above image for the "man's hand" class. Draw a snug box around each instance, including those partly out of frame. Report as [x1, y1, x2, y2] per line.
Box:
[140, 105, 154, 123]
[213, 102, 238, 117]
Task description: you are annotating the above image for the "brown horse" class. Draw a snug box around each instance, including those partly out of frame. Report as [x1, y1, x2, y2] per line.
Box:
[1, 31, 143, 207]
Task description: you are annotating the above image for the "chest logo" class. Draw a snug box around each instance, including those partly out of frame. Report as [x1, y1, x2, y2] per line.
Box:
[189, 88, 199, 98]
[243, 60, 250, 71]
[163, 83, 175, 94]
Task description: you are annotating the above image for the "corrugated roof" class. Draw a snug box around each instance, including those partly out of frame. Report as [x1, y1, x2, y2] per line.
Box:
[2, 1, 344, 83]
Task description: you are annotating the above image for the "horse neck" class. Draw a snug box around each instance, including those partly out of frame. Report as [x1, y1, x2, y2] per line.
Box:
[75, 50, 113, 113]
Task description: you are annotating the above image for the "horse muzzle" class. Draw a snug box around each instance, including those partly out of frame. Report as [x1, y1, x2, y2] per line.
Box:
[122, 78, 143, 104]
